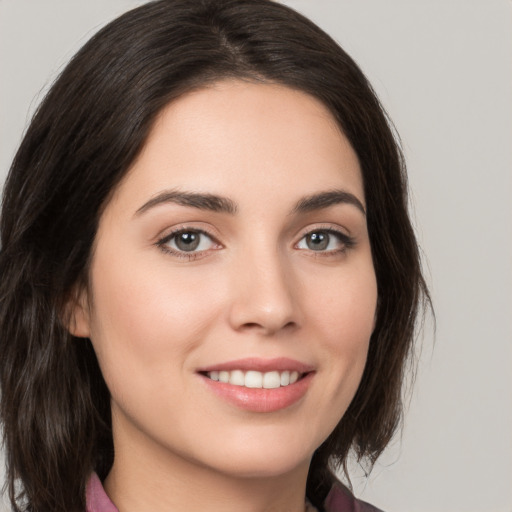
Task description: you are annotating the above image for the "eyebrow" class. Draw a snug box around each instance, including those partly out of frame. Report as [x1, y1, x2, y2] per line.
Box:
[134, 188, 365, 217]
[292, 190, 366, 216]
[135, 190, 238, 216]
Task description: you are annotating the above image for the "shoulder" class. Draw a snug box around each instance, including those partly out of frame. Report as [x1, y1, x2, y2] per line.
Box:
[324, 481, 385, 512]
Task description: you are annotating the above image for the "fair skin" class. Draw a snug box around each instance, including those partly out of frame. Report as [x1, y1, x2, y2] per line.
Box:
[71, 81, 377, 512]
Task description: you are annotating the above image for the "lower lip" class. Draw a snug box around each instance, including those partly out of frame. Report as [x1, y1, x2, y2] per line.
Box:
[200, 373, 314, 413]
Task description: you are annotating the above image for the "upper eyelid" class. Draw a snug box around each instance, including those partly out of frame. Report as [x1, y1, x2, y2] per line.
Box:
[155, 222, 352, 247]
[161, 230, 218, 248]
[295, 223, 351, 240]
[157, 224, 221, 244]
[156, 228, 222, 260]
[294, 225, 355, 250]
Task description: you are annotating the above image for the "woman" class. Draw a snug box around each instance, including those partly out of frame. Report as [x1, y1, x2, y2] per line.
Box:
[0, 1, 429, 511]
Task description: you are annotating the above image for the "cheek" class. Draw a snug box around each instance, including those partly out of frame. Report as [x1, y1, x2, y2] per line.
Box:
[86, 250, 224, 391]
[304, 259, 377, 391]
[306, 258, 377, 344]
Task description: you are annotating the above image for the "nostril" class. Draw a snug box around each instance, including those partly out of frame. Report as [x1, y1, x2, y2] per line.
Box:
[238, 319, 297, 335]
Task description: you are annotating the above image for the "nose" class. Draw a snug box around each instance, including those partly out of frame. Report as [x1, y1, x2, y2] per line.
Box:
[227, 248, 300, 336]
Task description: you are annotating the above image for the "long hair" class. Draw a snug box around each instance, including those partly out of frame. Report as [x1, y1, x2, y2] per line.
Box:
[0, 1, 430, 510]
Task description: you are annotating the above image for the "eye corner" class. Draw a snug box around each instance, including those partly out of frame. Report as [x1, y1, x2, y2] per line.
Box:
[295, 226, 356, 255]
[155, 226, 223, 261]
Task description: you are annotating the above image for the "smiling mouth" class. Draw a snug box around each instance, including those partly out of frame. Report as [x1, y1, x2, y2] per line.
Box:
[199, 361, 314, 412]
[202, 369, 305, 389]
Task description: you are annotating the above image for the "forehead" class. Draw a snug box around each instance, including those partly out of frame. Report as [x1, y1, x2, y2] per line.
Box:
[110, 80, 364, 212]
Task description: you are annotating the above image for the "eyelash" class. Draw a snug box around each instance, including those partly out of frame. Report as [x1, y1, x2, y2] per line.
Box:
[295, 227, 355, 256]
[156, 226, 355, 261]
[156, 227, 220, 261]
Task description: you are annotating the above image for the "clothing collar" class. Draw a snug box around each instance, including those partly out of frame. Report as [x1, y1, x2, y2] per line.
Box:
[85, 472, 382, 512]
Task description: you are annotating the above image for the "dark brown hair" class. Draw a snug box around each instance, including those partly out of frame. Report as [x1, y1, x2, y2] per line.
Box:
[0, 1, 430, 510]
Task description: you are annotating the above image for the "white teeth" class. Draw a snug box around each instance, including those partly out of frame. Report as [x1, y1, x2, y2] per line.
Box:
[229, 370, 245, 386]
[245, 371, 263, 388]
[206, 369, 304, 388]
[263, 371, 281, 389]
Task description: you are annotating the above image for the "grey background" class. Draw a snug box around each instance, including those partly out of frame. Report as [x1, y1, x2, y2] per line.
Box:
[1, 1, 511, 511]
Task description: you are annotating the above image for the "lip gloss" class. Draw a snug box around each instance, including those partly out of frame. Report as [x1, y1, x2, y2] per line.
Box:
[199, 372, 314, 413]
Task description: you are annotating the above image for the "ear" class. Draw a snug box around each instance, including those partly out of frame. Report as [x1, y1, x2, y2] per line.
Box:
[64, 286, 91, 338]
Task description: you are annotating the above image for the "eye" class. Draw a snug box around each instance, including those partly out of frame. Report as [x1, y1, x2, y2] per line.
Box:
[296, 229, 353, 253]
[158, 228, 219, 255]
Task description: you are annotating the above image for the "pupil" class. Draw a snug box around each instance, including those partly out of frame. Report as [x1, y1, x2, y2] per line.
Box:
[307, 232, 329, 251]
[176, 232, 200, 251]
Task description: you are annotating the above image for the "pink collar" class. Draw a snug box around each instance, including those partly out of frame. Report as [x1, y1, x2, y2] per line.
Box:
[85, 472, 381, 512]
[86, 473, 118, 512]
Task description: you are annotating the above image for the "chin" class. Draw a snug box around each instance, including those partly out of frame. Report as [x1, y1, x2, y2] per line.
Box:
[212, 452, 311, 480]
[185, 432, 318, 480]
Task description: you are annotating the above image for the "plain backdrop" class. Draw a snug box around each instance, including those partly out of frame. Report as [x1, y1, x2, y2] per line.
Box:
[0, 1, 511, 512]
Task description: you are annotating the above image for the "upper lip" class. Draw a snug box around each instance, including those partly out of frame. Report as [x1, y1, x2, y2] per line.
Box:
[197, 357, 315, 374]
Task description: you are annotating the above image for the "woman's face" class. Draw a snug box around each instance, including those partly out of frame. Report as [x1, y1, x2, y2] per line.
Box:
[73, 81, 377, 479]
